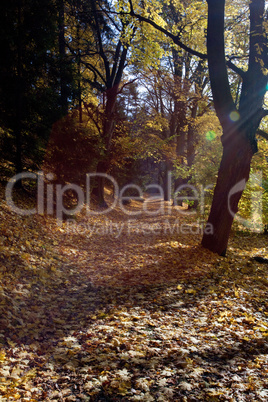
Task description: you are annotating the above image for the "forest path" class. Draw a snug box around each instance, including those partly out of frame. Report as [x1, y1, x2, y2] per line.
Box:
[60, 197, 215, 289]
[0, 194, 268, 401]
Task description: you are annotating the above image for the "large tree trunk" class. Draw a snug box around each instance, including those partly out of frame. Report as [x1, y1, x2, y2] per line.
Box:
[201, 0, 266, 255]
[202, 132, 254, 255]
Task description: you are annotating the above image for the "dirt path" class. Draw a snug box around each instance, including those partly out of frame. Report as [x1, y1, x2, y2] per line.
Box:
[0, 196, 268, 401]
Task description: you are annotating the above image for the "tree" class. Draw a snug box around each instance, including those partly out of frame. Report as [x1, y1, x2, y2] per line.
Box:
[201, 0, 268, 255]
[126, 1, 210, 203]
[136, 67, 177, 199]
[0, 0, 74, 176]
[58, 0, 71, 116]
[65, 0, 137, 206]
[126, 0, 268, 255]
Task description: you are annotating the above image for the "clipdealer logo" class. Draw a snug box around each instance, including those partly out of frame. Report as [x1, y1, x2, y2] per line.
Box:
[5, 170, 264, 233]
[5, 171, 211, 218]
[65, 218, 213, 238]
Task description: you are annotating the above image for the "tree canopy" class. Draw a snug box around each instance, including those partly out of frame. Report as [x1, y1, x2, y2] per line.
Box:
[0, 0, 267, 251]
[1, 2, 268, 400]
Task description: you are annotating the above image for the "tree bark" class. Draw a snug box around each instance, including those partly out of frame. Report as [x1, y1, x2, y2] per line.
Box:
[201, 0, 238, 255]
[201, 132, 253, 255]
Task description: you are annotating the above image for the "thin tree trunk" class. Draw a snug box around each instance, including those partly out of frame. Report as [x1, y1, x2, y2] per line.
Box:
[15, 0, 23, 181]
[58, 0, 68, 116]
[162, 162, 172, 201]
[187, 101, 198, 168]
[173, 101, 187, 205]
[93, 85, 119, 206]
[92, 160, 109, 207]
[76, 11, 83, 124]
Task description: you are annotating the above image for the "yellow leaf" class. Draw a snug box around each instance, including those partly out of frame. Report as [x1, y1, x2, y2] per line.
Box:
[208, 391, 224, 396]
[21, 253, 31, 261]
[177, 285, 183, 290]
[0, 385, 7, 392]
[185, 289, 196, 294]
[24, 368, 37, 379]
[7, 339, 16, 348]
[0, 350, 6, 362]
[234, 288, 239, 297]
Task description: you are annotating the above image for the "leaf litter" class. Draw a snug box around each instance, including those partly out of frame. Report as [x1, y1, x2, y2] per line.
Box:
[0, 191, 268, 401]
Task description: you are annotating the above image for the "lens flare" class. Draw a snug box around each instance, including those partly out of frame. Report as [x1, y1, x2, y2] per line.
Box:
[229, 111, 240, 122]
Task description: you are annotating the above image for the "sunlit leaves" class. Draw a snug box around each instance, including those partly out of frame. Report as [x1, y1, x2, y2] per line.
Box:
[238, 138, 268, 228]
[225, 0, 250, 62]
[0, 181, 268, 400]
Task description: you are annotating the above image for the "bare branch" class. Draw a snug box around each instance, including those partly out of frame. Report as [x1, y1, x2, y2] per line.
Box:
[81, 61, 107, 88]
[90, 0, 110, 82]
[256, 129, 268, 141]
[118, 78, 139, 94]
[110, 41, 123, 83]
[83, 102, 102, 136]
[226, 60, 246, 79]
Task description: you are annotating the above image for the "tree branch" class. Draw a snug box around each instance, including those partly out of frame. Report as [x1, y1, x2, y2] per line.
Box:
[256, 129, 268, 141]
[226, 60, 246, 79]
[110, 40, 123, 84]
[126, 0, 246, 79]
[127, 0, 207, 60]
[114, 45, 129, 87]
[83, 101, 102, 136]
[90, 0, 110, 82]
[118, 78, 139, 94]
[81, 61, 107, 88]
[206, 0, 236, 133]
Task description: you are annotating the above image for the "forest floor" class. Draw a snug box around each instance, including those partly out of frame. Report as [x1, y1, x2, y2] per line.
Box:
[0, 186, 268, 401]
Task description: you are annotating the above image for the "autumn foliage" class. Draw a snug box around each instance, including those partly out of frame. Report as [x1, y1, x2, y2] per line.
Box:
[0, 186, 268, 400]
